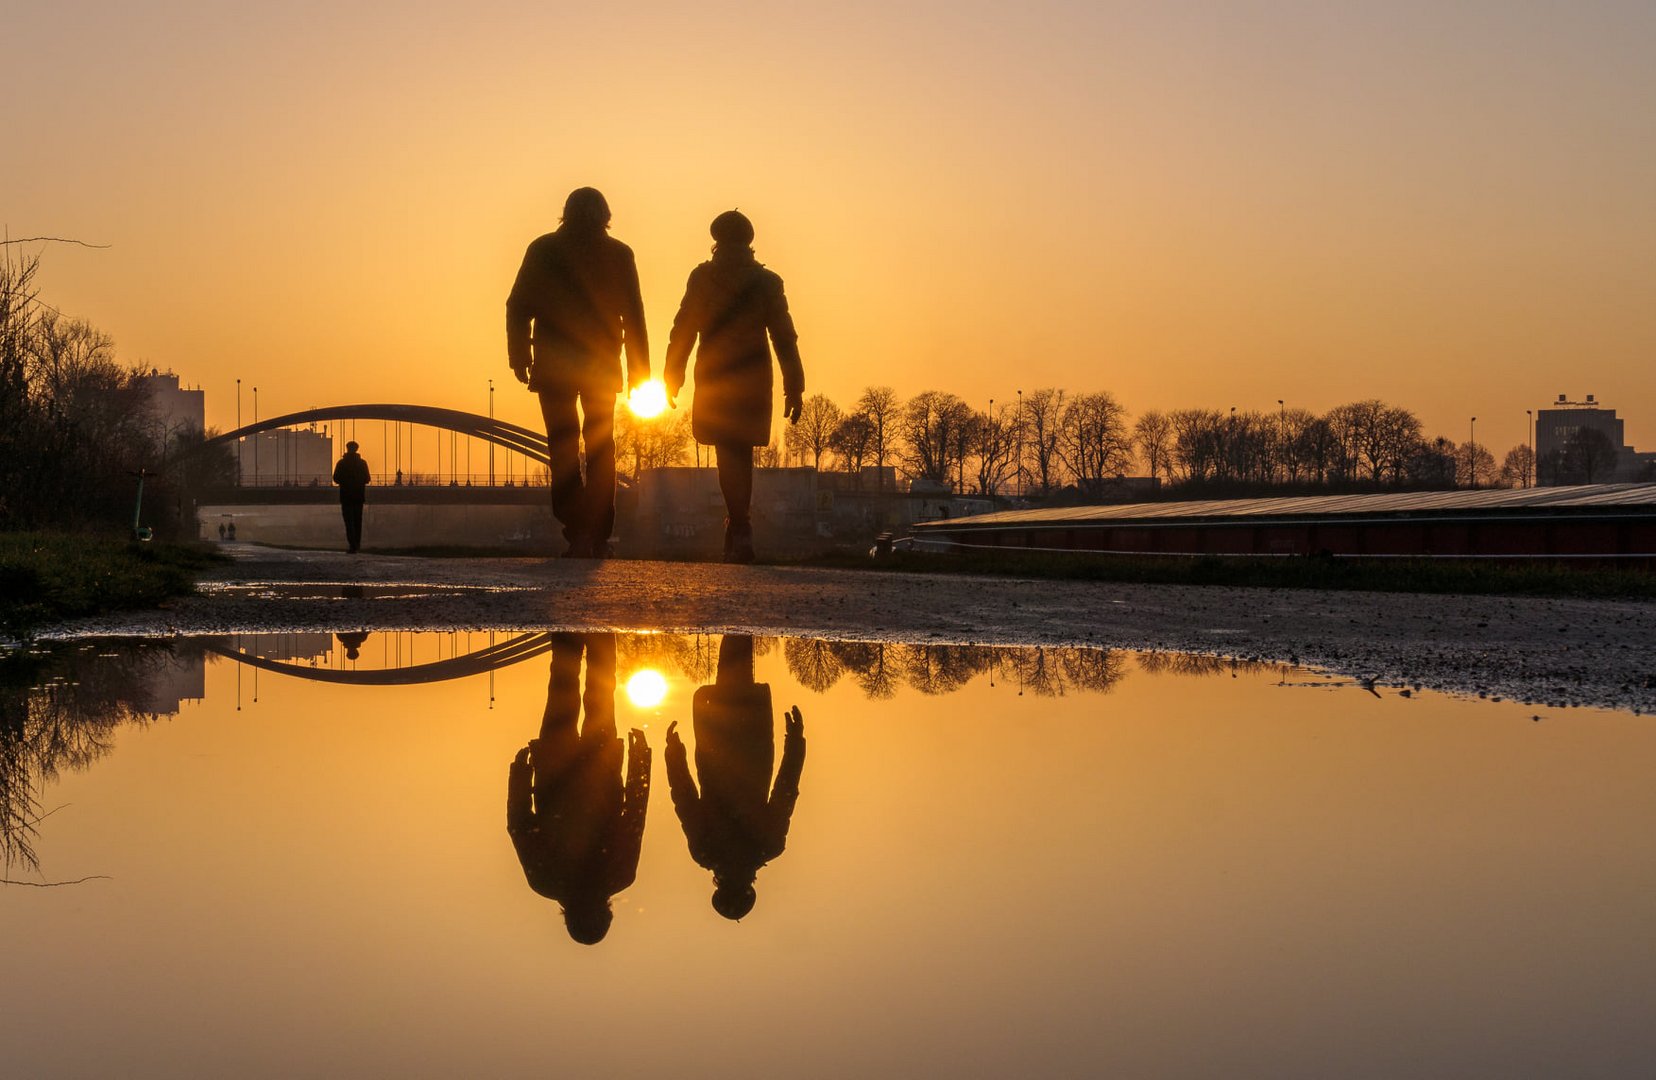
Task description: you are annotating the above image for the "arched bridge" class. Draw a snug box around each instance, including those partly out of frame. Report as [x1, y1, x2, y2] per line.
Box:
[205, 631, 553, 685]
[193, 404, 551, 466]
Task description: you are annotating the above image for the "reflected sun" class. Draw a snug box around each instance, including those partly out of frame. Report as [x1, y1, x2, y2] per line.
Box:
[627, 380, 669, 419]
[625, 668, 669, 708]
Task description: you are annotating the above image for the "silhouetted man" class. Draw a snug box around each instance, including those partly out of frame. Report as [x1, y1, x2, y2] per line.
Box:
[331, 440, 370, 553]
[507, 187, 650, 558]
[664, 210, 804, 563]
[507, 633, 651, 944]
[664, 634, 805, 920]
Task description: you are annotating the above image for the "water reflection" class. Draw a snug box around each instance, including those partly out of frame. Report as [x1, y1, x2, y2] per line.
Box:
[0, 642, 203, 872]
[666, 636, 806, 921]
[507, 633, 650, 944]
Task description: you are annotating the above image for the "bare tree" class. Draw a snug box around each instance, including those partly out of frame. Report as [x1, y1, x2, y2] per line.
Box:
[969, 402, 1020, 495]
[856, 386, 901, 490]
[784, 393, 842, 470]
[1454, 441, 1498, 488]
[828, 412, 875, 481]
[614, 411, 693, 482]
[1056, 391, 1134, 497]
[1133, 410, 1173, 481]
[1498, 444, 1535, 488]
[1020, 387, 1066, 494]
[897, 390, 973, 488]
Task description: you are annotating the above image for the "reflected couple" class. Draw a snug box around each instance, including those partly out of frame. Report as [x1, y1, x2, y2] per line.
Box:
[506, 633, 805, 943]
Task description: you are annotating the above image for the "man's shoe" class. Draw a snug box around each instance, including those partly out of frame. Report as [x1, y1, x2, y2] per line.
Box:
[726, 520, 755, 564]
[561, 537, 592, 558]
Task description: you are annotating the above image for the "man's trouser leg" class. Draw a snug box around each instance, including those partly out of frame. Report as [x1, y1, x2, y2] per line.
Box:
[539, 389, 586, 549]
[579, 390, 617, 548]
[341, 500, 363, 551]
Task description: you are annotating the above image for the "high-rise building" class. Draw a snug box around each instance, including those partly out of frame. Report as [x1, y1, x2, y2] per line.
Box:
[1535, 395, 1651, 484]
[239, 427, 334, 486]
[131, 369, 204, 446]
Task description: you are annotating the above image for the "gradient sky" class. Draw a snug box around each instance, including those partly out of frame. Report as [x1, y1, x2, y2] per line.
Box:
[9, 1, 1655, 453]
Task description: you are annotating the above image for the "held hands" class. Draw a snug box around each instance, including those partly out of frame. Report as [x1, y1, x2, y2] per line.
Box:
[784, 393, 803, 424]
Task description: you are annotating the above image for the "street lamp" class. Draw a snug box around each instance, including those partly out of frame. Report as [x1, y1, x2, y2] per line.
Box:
[488, 379, 495, 487]
[1015, 389, 1023, 495]
[1469, 416, 1477, 489]
[1277, 399, 1285, 484]
[1526, 409, 1534, 487]
[236, 378, 242, 486]
[253, 386, 259, 486]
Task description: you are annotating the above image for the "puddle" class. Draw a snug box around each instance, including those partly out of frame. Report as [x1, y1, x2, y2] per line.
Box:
[2, 632, 1652, 1077]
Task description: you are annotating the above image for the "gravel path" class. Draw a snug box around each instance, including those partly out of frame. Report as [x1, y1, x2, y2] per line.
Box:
[49, 543, 1656, 713]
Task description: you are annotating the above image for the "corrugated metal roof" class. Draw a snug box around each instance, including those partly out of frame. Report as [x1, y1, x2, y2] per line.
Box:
[914, 483, 1656, 530]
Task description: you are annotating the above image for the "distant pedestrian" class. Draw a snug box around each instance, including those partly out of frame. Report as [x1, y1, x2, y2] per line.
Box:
[506, 187, 651, 558]
[217, 522, 226, 541]
[226, 521, 237, 541]
[664, 210, 804, 563]
[332, 440, 371, 553]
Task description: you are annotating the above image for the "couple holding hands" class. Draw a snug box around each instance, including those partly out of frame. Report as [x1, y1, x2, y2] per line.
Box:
[506, 187, 806, 562]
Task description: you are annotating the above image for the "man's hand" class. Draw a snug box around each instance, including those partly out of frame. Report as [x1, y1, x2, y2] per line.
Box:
[511, 362, 531, 386]
[784, 705, 803, 737]
[665, 720, 682, 749]
[784, 393, 803, 424]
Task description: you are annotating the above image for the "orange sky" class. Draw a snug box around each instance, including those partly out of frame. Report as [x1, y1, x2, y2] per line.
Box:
[9, 1, 1655, 454]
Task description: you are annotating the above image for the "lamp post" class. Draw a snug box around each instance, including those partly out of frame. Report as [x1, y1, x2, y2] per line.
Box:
[488, 379, 495, 487]
[1469, 416, 1477, 489]
[252, 386, 259, 487]
[1015, 389, 1023, 495]
[1277, 399, 1285, 484]
[236, 378, 242, 486]
[1526, 409, 1534, 487]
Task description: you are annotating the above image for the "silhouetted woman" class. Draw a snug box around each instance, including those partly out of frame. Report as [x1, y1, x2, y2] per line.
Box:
[664, 211, 805, 562]
[665, 635, 805, 920]
[507, 633, 651, 944]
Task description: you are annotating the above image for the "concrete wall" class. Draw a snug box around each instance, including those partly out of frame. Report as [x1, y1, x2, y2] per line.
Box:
[199, 502, 555, 549]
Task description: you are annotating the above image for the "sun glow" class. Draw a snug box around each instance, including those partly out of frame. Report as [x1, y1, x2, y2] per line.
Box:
[625, 668, 669, 709]
[628, 380, 669, 419]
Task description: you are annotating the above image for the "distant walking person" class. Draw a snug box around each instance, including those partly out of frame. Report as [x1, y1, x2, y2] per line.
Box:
[506, 187, 651, 558]
[664, 211, 804, 563]
[665, 634, 805, 920]
[331, 440, 371, 553]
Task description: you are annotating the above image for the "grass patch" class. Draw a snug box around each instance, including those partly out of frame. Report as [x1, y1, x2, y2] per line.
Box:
[794, 548, 1656, 598]
[0, 532, 227, 639]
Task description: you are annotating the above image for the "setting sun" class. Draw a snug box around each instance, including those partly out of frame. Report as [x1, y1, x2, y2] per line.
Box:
[625, 668, 668, 709]
[628, 380, 669, 419]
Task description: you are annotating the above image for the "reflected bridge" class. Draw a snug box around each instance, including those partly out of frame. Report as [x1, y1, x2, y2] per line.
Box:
[206, 631, 553, 685]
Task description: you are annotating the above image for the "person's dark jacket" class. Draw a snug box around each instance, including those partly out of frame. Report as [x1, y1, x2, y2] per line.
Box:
[331, 451, 370, 502]
[506, 227, 649, 394]
[664, 249, 804, 447]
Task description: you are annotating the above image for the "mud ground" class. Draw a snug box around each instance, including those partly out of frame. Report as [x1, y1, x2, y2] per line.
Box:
[48, 543, 1656, 714]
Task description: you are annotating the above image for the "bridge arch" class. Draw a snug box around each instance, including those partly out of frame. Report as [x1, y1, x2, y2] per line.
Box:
[189, 404, 550, 467]
[205, 631, 553, 686]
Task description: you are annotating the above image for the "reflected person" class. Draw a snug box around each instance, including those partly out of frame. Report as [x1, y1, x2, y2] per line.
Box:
[507, 633, 651, 944]
[665, 635, 806, 920]
[663, 210, 805, 563]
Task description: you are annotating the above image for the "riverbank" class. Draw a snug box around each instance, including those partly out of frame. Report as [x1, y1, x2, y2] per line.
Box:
[0, 533, 223, 639]
[39, 542, 1656, 714]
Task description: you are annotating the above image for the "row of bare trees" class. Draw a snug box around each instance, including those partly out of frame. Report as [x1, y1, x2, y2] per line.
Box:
[617, 380, 1557, 496]
[0, 250, 232, 531]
